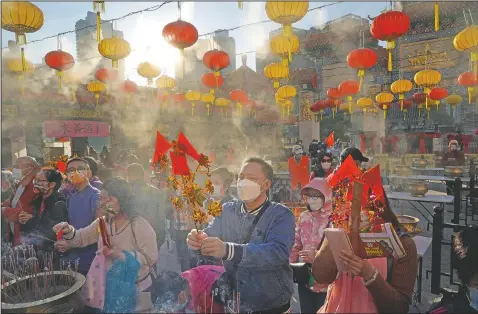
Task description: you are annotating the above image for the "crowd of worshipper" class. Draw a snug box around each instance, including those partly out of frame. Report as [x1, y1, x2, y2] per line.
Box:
[1, 142, 477, 314]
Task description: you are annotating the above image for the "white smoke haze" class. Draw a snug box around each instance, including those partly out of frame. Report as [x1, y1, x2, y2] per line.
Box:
[314, 5, 328, 30]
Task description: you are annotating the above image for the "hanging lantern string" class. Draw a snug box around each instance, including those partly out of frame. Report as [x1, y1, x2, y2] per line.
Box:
[463, 9, 469, 26]
[178, 1, 182, 20]
[2, 1, 342, 51]
[469, 9, 474, 24]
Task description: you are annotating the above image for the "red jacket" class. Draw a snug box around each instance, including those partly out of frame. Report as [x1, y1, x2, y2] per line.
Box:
[2, 180, 39, 245]
[288, 156, 310, 190]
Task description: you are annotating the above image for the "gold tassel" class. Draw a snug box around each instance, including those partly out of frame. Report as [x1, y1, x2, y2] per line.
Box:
[400, 98, 404, 111]
[383, 110, 386, 120]
[347, 96, 352, 113]
[436, 101, 439, 111]
[387, 41, 395, 72]
[320, 112, 323, 120]
[191, 103, 195, 116]
[332, 109, 335, 119]
[105, 85, 109, 101]
[21, 48, 26, 72]
[434, 2, 439, 32]
[288, 37, 292, 62]
[427, 109, 430, 119]
[96, 12, 101, 42]
[207, 104, 210, 116]
[72, 86, 77, 101]
[473, 52, 478, 81]
[282, 57, 289, 67]
[238, 1, 243, 9]
[57, 71, 63, 91]
[95, 93, 99, 105]
[358, 69, 364, 91]
[404, 110, 407, 121]
[469, 87, 473, 104]
[418, 106, 422, 117]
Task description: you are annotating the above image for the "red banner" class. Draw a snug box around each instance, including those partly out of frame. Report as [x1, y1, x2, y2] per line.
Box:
[44, 120, 110, 138]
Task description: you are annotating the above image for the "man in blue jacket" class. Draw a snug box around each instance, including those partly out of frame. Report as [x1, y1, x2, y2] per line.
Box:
[187, 157, 295, 313]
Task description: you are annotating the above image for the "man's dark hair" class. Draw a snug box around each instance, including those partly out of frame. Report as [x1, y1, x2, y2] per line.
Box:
[127, 163, 145, 176]
[453, 227, 478, 286]
[210, 167, 234, 188]
[42, 168, 63, 191]
[83, 156, 99, 176]
[66, 157, 89, 168]
[243, 157, 274, 181]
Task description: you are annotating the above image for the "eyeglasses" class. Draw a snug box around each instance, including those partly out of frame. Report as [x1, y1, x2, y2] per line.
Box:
[305, 196, 321, 200]
[321, 159, 332, 163]
[66, 166, 88, 174]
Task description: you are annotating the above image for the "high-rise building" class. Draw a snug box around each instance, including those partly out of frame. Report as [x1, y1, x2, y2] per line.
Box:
[75, 12, 125, 80]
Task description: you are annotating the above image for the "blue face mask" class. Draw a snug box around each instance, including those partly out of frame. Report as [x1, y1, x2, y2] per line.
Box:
[469, 287, 478, 310]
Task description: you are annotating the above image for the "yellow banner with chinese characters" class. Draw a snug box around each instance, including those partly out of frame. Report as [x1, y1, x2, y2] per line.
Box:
[49, 108, 106, 119]
[399, 38, 456, 72]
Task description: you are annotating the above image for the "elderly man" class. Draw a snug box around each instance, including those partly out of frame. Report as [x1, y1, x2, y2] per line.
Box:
[1, 156, 41, 245]
[187, 157, 295, 313]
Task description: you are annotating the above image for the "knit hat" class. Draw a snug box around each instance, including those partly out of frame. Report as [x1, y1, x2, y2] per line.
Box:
[300, 178, 333, 212]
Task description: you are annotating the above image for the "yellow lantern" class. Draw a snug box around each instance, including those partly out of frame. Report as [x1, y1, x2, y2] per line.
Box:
[264, 62, 289, 88]
[391, 79, 413, 110]
[265, 1, 309, 37]
[270, 33, 300, 66]
[201, 93, 216, 116]
[276, 85, 296, 116]
[156, 75, 176, 90]
[414, 69, 441, 108]
[454, 25, 478, 79]
[446, 94, 463, 116]
[376, 92, 394, 119]
[215, 97, 230, 116]
[357, 97, 373, 113]
[7, 58, 34, 96]
[185, 90, 201, 116]
[2, 1, 44, 72]
[87, 81, 106, 105]
[338, 102, 350, 120]
[98, 37, 131, 69]
[137, 62, 161, 85]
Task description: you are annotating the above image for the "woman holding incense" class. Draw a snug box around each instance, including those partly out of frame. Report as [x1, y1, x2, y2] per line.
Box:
[289, 178, 332, 313]
[20, 168, 68, 252]
[312, 189, 418, 313]
[53, 177, 158, 313]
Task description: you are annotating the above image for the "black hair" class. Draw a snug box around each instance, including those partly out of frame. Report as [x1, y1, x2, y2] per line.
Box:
[313, 152, 334, 178]
[210, 167, 234, 189]
[83, 156, 99, 176]
[453, 227, 478, 286]
[101, 177, 137, 218]
[42, 168, 63, 191]
[66, 157, 89, 169]
[243, 157, 274, 181]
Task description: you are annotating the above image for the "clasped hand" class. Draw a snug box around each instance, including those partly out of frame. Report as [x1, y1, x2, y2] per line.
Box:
[338, 250, 375, 280]
[187, 229, 226, 258]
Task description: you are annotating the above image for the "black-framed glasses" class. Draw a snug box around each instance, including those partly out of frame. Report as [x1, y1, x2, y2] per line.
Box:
[66, 166, 88, 174]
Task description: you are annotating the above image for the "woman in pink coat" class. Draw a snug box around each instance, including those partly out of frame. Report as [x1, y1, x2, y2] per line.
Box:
[289, 178, 332, 314]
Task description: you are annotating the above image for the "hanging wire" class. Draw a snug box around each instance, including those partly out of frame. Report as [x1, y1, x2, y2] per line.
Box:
[468, 9, 474, 24]
[463, 8, 469, 26]
[178, 1, 182, 20]
[57, 35, 62, 50]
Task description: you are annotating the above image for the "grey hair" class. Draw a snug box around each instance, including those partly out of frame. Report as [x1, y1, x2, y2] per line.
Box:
[16, 156, 39, 168]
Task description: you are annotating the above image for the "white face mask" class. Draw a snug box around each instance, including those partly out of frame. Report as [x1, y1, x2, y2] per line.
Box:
[451, 145, 457, 151]
[294, 150, 303, 156]
[237, 179, 263, 202]
[212, 184, 222, 197]
[12, 168, 23, 181]
[321, 162, 332, 170]
[307, 197, 324, 211]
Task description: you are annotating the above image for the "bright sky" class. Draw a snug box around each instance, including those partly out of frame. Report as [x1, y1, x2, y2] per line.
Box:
[1, 1, 388, 85]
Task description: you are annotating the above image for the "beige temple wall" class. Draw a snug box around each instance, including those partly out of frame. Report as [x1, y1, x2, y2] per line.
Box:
[298, 90, 319, 146]
[350, 113, 386, 153]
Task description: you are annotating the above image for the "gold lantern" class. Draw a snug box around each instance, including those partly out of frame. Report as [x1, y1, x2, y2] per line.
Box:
[156, 75, 176, 90]
[391, 79, 413, 110]
[376, 92, 394, 119]
[414, 69, 441, 108]
[201, 93, 216, 115]
[446, 94, 463, 116]
[357, 97, 373, 113]
[338, 102, 350, 119]
[264, 62, 289, 88]
[87, 81, 106, 105]
[265, 1, 309, 37]
[7, 58, 34, 95]
[2, 1, 44, 72]
[276, 85, 296, 116]
[98, 37, 131, 69]
[454, 25, 478, 79]
[137, 62, 161, 85]
[185, 90, 201, 116]
[270, 33, 300, 67]
[215, 97, 230, 117]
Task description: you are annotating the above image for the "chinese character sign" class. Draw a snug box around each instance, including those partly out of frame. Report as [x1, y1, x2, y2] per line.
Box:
[44, 120, 110, 138]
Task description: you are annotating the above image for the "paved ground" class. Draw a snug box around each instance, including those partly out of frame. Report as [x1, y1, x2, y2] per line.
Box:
[156, 191, 476, 314]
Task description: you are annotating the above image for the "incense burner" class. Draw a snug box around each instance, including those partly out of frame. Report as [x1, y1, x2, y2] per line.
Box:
[408, 180, 428, 197]
[1, 271, 85, 313]
[393, 165, 410, 176]
[412, 158, 427, 168]
[397, 215, 420, 234]
[444, 166, 464, 178]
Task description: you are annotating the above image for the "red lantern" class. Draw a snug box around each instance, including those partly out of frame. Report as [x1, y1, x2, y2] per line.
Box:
[458, 71, 478, 104]
[327, 87, 343, 111]
[398, 99, 413, 120]
[201, 72, 224, 94]
[339, 80, 360, 113]
[370, 11, 410, 71]
[44, 50, 75, 90]
[162, 20, 198, 54]
[347, 48, 377, 90]
[173, 92, 185, 103]
[230, 89, 249, 116]
[119, 80, 137, 105]
[310, 100, 327, 120]
[203, 49, 230, 73]
[428, 87, 448, 111]
[95, 68, 117, 83]
[157, 91, 169, 103]
[412, 92, 427, 117]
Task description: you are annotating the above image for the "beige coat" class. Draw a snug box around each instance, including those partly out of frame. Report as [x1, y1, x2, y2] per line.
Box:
[65, 216, 158, 312]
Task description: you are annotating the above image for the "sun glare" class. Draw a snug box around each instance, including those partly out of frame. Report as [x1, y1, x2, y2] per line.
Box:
[126, 16, 180, 85]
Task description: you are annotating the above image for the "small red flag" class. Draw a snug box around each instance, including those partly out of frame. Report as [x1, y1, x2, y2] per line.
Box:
[326, 155, 360, 188]
[57, 161, 67, 174]
[152, 131, 172, 166]
[324, 131, 334, 148]
[170, 151, 190, 175]
[177, 132, 201, 161]
[363, 165, 385, 204]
